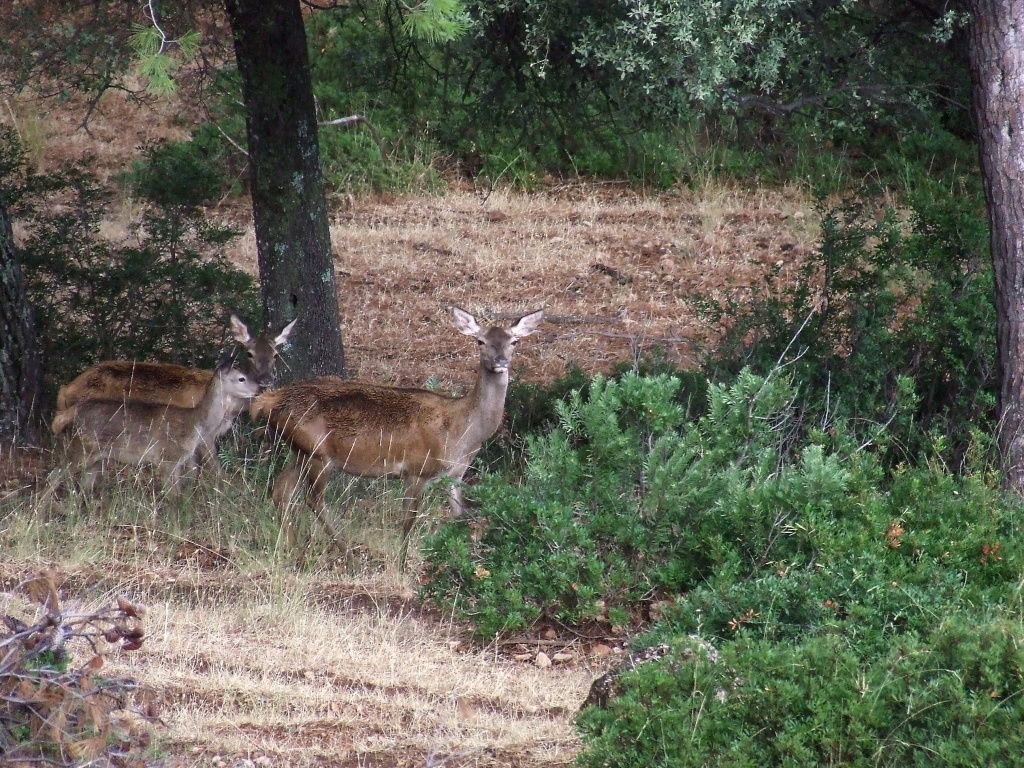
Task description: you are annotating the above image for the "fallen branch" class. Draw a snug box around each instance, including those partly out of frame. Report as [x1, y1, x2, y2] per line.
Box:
[318, 114, 387, 156]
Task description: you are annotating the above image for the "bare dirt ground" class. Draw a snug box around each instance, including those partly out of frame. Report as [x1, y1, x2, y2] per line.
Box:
[1, 90, 819, 766]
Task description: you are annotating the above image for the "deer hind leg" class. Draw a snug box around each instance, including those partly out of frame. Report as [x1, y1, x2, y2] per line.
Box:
[272, 456, 306, 551]
[398, 477, 427, 572]
[304, 455, 346, 553]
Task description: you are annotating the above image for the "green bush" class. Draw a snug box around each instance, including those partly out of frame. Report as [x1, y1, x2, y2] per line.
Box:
[577, 617, 1024, 767]
[1, 129, 258, 408]
[564, 375, 1024, 766]
[421, 369, 882, 638]
[698, 179, 995, 468]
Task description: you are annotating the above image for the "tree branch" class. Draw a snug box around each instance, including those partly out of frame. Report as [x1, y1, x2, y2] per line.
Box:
[732, 83, 924, 116]
[317, 113, 388, 156]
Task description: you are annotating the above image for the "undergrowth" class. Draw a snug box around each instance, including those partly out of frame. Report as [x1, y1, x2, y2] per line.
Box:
[420, 366, 1023, 765]
[0, 571, 156, 765]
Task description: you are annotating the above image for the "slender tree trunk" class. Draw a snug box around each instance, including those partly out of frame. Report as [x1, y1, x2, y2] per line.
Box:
[967, 0, 1024, 492]
[0, 188, 42, 445]
[222, 0, 345, 380]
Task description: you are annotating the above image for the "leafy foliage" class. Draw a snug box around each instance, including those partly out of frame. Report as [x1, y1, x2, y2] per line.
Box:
[299, 0, 972, 188]
[422, 370, 881, 638]
[577, 617, 1024, 767]
[575, 461, 1023, 766]
[420, 363, 1023, 763]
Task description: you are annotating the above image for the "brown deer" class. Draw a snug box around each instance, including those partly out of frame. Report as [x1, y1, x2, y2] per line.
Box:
[51, 315, 297, 463]
[250, 307, 545, 567]
[62, 356, 262, 495]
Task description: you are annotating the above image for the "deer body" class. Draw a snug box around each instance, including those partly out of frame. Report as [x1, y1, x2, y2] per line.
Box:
[65, 358, 261, 493]
[251, 307, 544, 566]
[52, 315, 296, 461]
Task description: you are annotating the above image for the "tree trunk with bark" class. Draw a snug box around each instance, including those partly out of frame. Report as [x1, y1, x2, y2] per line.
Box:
[0, 188, 42, 445]
[222, 0, 345, 380]
[967, 0, 1024, 492]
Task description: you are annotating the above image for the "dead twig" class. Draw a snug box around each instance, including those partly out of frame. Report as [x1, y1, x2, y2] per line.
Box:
[318, 114, 387, 157]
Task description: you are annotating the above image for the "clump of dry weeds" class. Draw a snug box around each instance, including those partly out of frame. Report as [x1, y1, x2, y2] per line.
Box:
[1, 569, 157, 766]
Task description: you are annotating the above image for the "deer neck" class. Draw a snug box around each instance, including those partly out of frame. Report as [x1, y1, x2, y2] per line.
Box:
[457, 364, 510, 447]
[194, 376, 233, 437]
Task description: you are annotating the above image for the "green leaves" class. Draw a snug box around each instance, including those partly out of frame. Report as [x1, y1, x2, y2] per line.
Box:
[422, 369, 872, 638]
[128, 24, 199, 97]
[401, 0, 469, 43]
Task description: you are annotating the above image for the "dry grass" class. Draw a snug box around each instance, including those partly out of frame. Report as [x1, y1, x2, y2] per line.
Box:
[0, 502, 593, 767]
[2, 87, 819, 393]
[1, 87, 823, 766]
[299, 184, 814, 391]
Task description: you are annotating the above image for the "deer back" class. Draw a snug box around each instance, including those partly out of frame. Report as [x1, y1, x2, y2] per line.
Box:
[56, 361, 212, 412]
[52, 315, 297, 435]
[70, 360, 260, 472]
[252, 378, 468, 478]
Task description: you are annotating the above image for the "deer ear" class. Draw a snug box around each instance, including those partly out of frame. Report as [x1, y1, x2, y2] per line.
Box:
[230, 315, 253, 345]
[510, 309, 544, 338]
[216, 350, 237, 371]
[451, 306, 484, 337]
[275, 317, 298, 347]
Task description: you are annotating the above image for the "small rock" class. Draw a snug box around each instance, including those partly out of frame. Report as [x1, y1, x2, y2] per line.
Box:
[535, 651, 552, 669]
[553, 652, 574, 663]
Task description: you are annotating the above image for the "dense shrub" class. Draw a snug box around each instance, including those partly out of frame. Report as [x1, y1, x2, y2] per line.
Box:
[421, 369, 889, 638]
[420, 364, 1023, 763]
[0, 129, 258, 407]
[576, 461, 1023, 765]
[577, 617, 1024, 767]
[699, 177, 995, 468]
[297, 0, 975, 188]
[479, 360, 706, 475]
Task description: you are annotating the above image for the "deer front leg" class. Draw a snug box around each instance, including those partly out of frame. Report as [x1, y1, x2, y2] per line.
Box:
[194, 439, 224, 474]
[447, 481, 467, 518]
[445, 449, 480, 518]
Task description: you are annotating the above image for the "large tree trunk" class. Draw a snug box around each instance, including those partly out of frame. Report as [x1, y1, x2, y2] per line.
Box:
[0, 188, 42, 445]
[222, 0, 345, 380]
[967, 0, 1024, 491]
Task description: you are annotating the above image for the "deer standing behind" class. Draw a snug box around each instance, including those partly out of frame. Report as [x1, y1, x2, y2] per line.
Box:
[61, 356, 261, 495]
[250, 307, 545, 568]
[51, 315, 296, 464]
